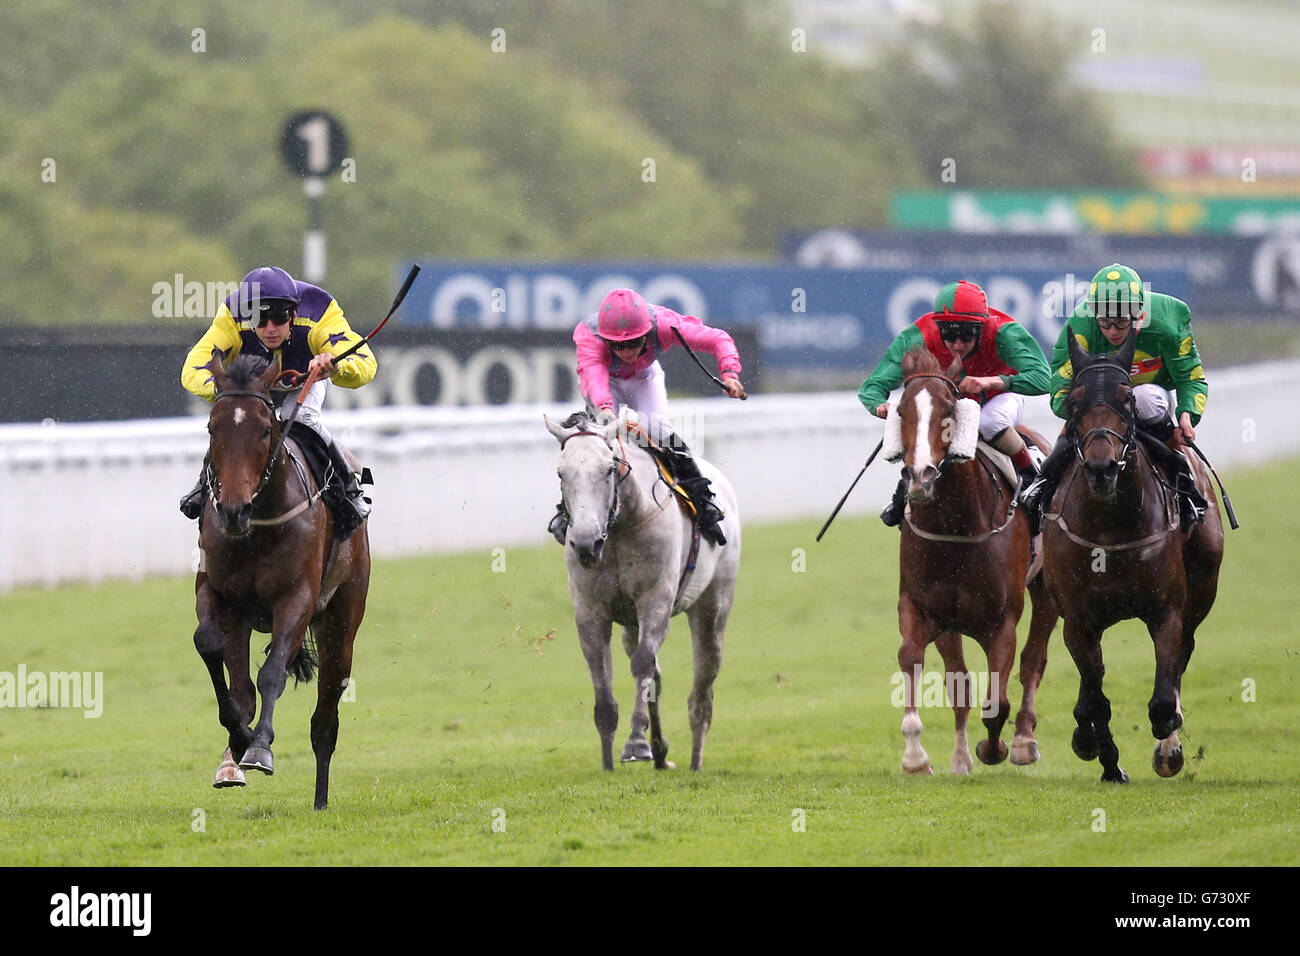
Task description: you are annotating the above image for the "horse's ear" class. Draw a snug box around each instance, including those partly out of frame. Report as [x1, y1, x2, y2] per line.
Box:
[944, 355, 964, 381]
[601, 418, 621, 441]
[207, 348, 230, 392]
[1116, 326, 1138, 372]
[1067, 332, 1090, 374]
[256, 356, 282, 392]
[543, 414, 570, 443]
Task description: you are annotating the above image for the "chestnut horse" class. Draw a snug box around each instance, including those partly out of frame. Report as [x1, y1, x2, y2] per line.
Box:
[888, 349, 1057, 774]
[1042, 332, 1222, 782]
[192, 352, 370, 809]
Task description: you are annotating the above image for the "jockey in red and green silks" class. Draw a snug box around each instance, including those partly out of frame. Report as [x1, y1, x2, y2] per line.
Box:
[859, 279, 1051, 526]
[1020, 263, 1209, 532]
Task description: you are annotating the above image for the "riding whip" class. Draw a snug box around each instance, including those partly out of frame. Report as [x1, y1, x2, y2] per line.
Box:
[274, 264, 422, 453]
[670, 326, 747, 399]
[1186, 439, 1240, 530]
[816, 438, 884, 542]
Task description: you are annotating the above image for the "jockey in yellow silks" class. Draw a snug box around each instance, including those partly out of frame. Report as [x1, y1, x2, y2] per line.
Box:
[179, 266, 377, 537]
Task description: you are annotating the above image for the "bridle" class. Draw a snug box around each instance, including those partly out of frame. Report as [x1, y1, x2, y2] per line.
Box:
[208, 389, 283, 505]
[558, 428, 632, 542]
[1068, 363, 1136, 468]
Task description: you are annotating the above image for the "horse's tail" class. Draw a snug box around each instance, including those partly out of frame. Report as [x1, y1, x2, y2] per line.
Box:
[289, 631, 319, 685]
[263, 633, 319, 686]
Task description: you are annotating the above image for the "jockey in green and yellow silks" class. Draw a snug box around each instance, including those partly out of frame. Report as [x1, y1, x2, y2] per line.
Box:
[859, 279, 1050, 526]
[1021, 263, 1208, 532]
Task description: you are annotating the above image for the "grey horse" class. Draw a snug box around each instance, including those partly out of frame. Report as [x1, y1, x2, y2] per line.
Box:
[544, 411, 741, 771]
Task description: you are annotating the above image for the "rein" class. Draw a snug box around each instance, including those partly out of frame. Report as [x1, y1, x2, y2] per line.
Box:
[1045, 436, 1178, 552]
[903, 453, 1020, 543]
[902, 372, 960, 398]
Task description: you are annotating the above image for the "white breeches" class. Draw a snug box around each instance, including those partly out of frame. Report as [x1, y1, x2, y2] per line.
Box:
[1134, 384, 1173, 425]
[277, 379, 332, 444]
[979, 391, 1024, 441]
[609, 361, 674, 446]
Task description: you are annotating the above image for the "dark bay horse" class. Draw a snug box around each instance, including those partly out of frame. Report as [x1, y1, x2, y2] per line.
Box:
[192, 352, 370, 809]
[888, 349, 1056, 774]
[1042, 331, 1223, 782]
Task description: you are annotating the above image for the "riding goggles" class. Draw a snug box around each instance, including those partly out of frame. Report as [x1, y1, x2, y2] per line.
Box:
[256, 302, 296, 327]
[602, 334, 647, 352]
[937, 322, 979, 343]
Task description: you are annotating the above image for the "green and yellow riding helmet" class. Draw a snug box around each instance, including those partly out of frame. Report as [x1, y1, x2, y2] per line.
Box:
[1088, 264, 1145, 323]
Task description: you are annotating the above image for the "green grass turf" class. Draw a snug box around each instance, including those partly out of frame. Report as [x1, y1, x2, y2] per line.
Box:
[0, 458, 1295, 866]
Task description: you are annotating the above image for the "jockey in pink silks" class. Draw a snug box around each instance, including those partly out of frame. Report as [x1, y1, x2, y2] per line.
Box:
[548, 288, 746, 547]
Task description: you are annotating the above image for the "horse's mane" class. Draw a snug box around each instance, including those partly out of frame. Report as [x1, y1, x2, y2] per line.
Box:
[226, 354, 273, 389]
[561, 411, 591, 430]
[901, 347, 944, 378]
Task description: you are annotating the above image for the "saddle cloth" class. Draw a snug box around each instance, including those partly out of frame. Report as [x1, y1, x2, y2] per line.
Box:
[976, 439, 1046, 489]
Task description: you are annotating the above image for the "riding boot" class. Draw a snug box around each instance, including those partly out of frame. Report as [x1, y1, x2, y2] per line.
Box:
[179, 459, 208, 519]
[548, 502, 569, 545]
[880, 477, 907, 527]
[1019, 439, 1073, 538]
[1136, 427, 1208, 532]
[324, 438, 371, 542]
[662, 440, 727, 546]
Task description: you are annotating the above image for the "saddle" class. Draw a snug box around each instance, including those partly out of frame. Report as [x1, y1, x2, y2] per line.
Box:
[622, 420, 698, 517]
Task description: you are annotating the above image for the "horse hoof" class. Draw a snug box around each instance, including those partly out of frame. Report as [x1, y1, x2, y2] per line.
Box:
[976, 739, 1008, 765]
[238, 747, 274, 775]
[1153, 745, 1184, 778]
[1071, 726, 1099, 761]
[1010, 737, 1040, 765]
[1101, 766, 1129, 784]
[213, 766, 246, 788]
[621, 739, 653, 762]
[213, 748, 246, 788]
[655, 759, 677, 770]
[902, 761, 934, 776]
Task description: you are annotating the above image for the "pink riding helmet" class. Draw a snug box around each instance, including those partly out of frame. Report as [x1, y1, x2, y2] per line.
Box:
[596, 288, 654, 341]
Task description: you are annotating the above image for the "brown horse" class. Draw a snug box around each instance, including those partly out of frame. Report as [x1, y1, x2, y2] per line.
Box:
[1043, 332, 1223, 782]
[192, 352, 370, 809]
[889, 349, 1057, 774]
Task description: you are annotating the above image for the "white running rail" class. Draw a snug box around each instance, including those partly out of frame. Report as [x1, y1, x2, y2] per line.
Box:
[1, 362, 1295, 591]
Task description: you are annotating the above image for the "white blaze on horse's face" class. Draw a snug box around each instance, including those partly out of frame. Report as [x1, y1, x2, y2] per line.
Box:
[232, 408, 246, 427]
[904, 388, 940, 500]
